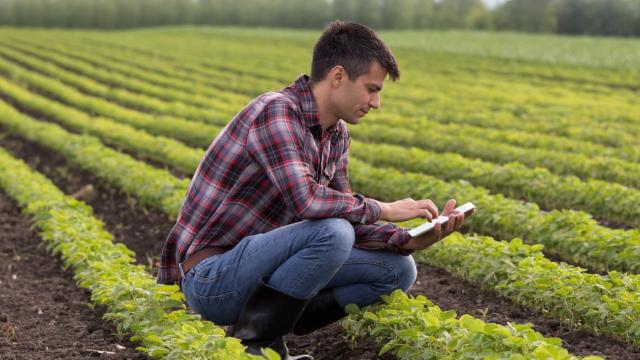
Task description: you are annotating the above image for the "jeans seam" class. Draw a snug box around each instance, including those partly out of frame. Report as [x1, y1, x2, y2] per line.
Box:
[193, 290, 241, 303]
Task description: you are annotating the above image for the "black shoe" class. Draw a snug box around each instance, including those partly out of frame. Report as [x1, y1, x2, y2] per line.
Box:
[293, 288, 347, 336]
[228, 277, 313, 360]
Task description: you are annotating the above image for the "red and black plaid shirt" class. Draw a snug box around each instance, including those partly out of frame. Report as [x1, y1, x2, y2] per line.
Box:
[157, 75, 412, 285]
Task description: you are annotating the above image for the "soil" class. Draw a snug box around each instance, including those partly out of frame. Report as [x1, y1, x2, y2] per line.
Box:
[1, 134, 639, 359]
[0, 193, 148, 359]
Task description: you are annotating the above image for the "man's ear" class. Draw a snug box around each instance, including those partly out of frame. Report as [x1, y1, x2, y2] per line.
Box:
[329, 65, 345, 88]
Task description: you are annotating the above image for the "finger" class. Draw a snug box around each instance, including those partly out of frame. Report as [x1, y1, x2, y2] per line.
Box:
[416, 199, 438, 219]
[443, 198, 456, 215]
[427, 199, 438, 218]
[455, 213, 464, 231]
[433, 222, 442, 240]
[422, 208, 433, 221]
[445, 214, 455, 233]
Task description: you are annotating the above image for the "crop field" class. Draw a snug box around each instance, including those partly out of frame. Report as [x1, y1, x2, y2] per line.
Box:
[0, 26, 639, 359]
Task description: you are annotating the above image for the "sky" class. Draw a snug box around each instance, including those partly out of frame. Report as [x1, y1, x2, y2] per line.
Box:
[483, 0, 509, 9]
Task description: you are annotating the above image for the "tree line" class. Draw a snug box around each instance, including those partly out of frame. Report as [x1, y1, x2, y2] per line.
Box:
[0, 0, 639, 37]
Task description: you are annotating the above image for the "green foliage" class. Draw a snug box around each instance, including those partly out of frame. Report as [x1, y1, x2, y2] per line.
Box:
[342, 289, 598, 359]
[410, 232, 640, 345]
[350, 133, 640, 228]
[0, 148, 267, 359]
[0, 53, 217, 148]
[0, 0, 488, 31]
[0, 39, 239, 122]
[349, 158, 640, 274]
[0, 76, 204, 175]
[2, 0, 639, 38]
[350, 120, 640, 190]
[0, 98, 189, 219]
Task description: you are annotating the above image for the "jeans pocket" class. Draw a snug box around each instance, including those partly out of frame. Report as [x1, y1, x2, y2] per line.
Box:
[191, 255, 226, 283]
[190, 257, 242, 319]
[193, 273, 240, 302]
[192, 274, 242, 324]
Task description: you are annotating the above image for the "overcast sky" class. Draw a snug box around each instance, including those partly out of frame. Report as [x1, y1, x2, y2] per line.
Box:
[483, 0, 509, 9]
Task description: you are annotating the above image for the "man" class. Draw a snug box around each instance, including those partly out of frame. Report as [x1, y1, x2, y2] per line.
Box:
[157, 20, 467, 359]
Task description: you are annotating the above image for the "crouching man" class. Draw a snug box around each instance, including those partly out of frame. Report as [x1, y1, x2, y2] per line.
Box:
[157, 20, 467, 360]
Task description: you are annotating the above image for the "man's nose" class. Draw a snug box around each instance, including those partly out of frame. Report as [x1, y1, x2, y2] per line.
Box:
[369, 93, 380, 109]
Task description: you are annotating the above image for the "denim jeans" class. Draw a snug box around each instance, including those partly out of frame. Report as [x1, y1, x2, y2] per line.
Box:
[180, 218, 417, 326]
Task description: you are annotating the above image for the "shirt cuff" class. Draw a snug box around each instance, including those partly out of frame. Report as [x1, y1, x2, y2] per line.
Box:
[358, 195, 381, 225]
[386, 228, 414, 256]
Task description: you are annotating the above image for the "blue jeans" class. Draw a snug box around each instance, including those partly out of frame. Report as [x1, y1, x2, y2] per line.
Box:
[180, 218, 417, 326]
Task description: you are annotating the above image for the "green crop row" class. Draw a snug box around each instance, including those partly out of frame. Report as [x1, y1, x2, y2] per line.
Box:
[7, 36, 250, 108]
[390, 103, 639, 149]
[410, 230, 640, 346]
[5, 40, 640, 194]
[349, 156, 640, 274]
[0, 41, 235, 123]
[40, 37, 259, 103]
[370, 113, 640, 164]
[10, 37, 640, 166]
[75, 31, 640, 145]
[26, 31, 639, 131]
[342, 289, 599, 359]
[0, 55, 216, 148]
[8, 35, 263, 104]
[0, 147, 270, 360]
[2, 96, 637, 351]
[350, 140, 640, 228]
[0, 98, 188, 219]
[26, 30, 637, 122]
[67, 40, 640, 163]
[11, 31, 640, 158]
[398, 48, 638, 93]
[17, 33, 640, 165]
[350, 123, 640, 190]
[0, 77, 204, 175]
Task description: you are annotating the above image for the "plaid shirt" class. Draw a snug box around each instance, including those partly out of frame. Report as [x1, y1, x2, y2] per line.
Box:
[157, 74, 412, 285]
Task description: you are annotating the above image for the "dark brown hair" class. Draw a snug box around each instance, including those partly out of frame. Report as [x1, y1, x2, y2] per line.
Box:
[310, 20, 400, 83]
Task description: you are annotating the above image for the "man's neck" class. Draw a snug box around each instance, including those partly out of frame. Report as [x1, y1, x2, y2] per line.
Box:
[310, 81, 339, 131]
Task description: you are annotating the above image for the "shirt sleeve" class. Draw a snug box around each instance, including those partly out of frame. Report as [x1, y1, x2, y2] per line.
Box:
[246, 99, 380, 224]
[353, 223, 415, 256]
[329, 132, 414, 256]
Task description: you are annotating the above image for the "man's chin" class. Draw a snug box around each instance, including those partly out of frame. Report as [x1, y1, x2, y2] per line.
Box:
[347, 114, 365, 124]
[344, 118, 361, 125]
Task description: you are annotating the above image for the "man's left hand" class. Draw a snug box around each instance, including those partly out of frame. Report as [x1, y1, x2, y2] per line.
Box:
[401, 199, 467, 251]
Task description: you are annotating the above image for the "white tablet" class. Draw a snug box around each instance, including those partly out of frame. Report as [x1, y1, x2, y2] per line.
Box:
[408, 202, 476, 237]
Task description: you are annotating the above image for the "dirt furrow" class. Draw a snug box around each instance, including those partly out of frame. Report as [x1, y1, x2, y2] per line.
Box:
[0, 192, 148, 359]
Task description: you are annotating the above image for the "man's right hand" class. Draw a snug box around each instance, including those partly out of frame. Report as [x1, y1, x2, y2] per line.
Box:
[376, 198, 439, 222]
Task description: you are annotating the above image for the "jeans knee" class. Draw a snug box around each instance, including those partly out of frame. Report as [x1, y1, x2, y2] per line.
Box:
[395, 255, 417, 291]
[315, 218, 355, 252]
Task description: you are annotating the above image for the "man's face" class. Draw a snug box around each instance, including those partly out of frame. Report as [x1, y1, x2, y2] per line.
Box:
[332, 60, 386, 125]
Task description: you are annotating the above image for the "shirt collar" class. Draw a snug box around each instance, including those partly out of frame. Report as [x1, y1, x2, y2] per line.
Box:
[294, 74, 340, 136]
